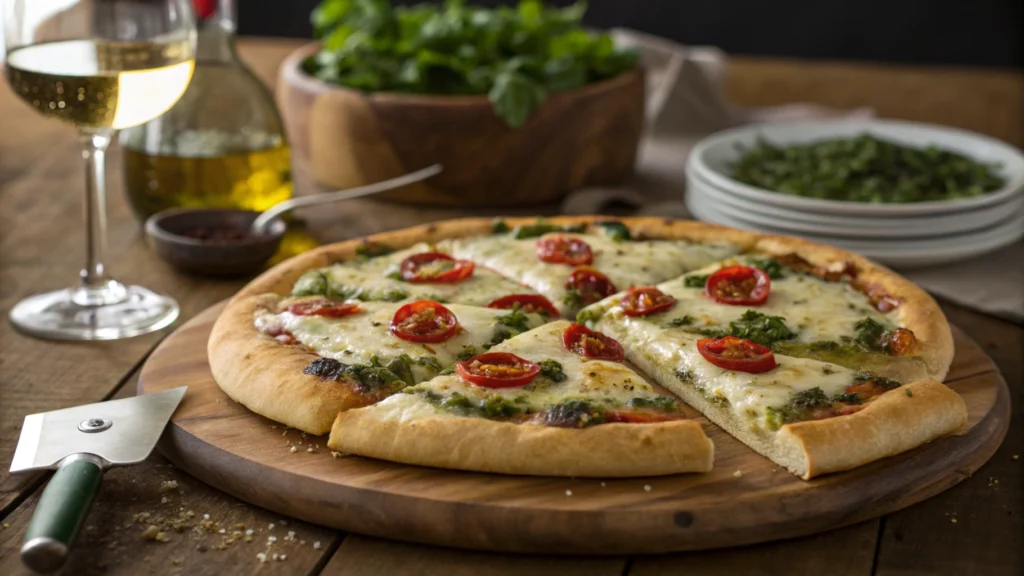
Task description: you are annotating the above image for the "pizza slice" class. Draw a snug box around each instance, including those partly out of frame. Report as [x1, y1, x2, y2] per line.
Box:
[582, 256, 967, 479]
[327, 320, 714, 477]
[439, 219, 739, 317]
[209, 295, 550, 435]
[290, 241, 553, 309]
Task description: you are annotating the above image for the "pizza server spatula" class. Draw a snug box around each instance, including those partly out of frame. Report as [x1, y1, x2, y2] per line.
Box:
[9, 387, 187, 573]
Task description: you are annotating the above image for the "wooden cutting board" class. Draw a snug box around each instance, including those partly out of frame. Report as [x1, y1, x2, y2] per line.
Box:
[137, 302, 1010, 555]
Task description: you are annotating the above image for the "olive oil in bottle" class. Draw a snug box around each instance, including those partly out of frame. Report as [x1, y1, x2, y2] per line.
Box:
[120, 0, 293, 220]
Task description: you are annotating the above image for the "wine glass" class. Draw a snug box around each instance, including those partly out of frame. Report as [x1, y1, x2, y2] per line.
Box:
[2, 0, 196, 340]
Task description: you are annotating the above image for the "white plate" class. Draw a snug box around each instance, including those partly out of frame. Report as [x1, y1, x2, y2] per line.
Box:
[686, 187, 1024, 268]
[687, 173, 1024, 239]
[689, 119, 1024, 217]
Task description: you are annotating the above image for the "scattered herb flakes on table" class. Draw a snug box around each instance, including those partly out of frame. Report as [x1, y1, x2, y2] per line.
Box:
[729, 134, 1006, 203]
[304, 0, 638, 128]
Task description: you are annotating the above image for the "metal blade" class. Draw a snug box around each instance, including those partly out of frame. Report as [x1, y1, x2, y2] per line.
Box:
[10, 387, 187, 473]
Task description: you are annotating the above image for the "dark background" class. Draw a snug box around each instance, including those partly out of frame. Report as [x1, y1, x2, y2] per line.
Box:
[238, 0, 1023, 69]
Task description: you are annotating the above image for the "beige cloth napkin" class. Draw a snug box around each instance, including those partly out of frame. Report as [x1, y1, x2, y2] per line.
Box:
[561, 29, 1023, 323]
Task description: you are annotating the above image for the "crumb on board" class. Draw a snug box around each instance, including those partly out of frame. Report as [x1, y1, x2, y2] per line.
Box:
[1013, 455, 1020, 461]
[733, 470, 743, 478]
[643, 485, 652, 492]
[159, 480, 179, 493]
[289, 446, 298, 453]
[331, 451, 344, 459]
[600, 482, 606, 488]
[306, 447, 315, 453]
[565, 489, 573, 496]
[313, 541, 322, 550]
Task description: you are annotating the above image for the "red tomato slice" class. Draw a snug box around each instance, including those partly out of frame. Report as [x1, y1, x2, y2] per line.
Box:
[400, 252, 475, 283]
[536, 234, 594, 265]
[886, 327, 918, 355]
[287, 299, 362, 318]
[486, 294, 559, 317]
[562, 323, 625, 362]
[604, 410, 684, 423]
[697, 336, 776, 373]
[390, 300, 460, 343]
[619, 286, 676, 316]
[565, 266, 617, 306]
[455, 352, 541, 388]
[705, 266, 771, 306]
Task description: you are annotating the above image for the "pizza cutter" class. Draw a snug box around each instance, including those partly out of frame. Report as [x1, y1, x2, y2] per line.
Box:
[9, 387, 187, 573]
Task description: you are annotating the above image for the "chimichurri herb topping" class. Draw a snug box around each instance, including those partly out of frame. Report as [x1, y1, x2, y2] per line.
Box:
[684, 274, 710, 288]
[699, 310, 796, 348]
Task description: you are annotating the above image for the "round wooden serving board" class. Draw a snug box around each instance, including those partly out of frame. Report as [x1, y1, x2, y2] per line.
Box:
[138, 302, 1010, 555]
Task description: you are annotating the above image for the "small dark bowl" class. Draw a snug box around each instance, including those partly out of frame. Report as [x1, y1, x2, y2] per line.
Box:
[145, 208, 287, 277]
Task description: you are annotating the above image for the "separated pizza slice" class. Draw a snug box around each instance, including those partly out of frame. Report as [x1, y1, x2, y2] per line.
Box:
[290, 241, 557, 311]
[439, 219, 739, 317]
[327, 320, 714, 477]
[209, 295, 550, 435]
[587, 291, 967, 479]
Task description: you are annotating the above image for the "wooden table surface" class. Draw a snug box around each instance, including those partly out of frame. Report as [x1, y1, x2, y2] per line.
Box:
[0, 38, 1021, 576]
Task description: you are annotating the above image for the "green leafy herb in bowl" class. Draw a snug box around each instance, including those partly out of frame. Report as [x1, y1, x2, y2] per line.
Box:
[304, 0, 638, 128]
[729, 134, 1006, 203]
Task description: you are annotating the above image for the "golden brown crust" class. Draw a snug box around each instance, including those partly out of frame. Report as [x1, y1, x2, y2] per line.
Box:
[752, 235, 955, 381]
[779, 379, 968, 479]
[207, 293, 381, 435]
[328, 404, 714, 477]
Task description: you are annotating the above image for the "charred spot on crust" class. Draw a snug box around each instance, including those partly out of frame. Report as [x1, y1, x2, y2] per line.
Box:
[304, 357, 349, 381]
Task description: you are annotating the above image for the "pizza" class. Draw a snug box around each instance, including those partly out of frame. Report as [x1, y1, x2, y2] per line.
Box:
[208, 216, 966, 479]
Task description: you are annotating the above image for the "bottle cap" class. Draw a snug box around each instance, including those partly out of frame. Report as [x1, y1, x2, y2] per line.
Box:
[193, 0, 217, 20]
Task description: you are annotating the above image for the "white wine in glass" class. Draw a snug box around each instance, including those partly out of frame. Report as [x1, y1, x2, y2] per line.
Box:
[2, 0, 197, 340]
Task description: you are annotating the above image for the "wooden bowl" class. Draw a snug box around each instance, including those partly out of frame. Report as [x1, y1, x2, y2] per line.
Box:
[277, 43, 645, 207]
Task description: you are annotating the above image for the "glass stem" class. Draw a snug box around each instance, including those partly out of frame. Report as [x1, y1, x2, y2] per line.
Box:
[79, 130, 115, 293]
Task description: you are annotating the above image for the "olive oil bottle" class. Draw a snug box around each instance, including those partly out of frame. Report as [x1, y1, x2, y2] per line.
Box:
[120, 0, 293, 220]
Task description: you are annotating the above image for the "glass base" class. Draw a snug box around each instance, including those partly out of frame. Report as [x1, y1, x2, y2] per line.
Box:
[9, 282, 179, 341]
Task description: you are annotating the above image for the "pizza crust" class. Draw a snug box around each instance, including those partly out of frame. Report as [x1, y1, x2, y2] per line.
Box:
[208, 293, 386, 435]
[328, 400, 714, 477]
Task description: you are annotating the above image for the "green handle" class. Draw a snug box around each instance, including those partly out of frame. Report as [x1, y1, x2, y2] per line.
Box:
[22, 456, 103, 573]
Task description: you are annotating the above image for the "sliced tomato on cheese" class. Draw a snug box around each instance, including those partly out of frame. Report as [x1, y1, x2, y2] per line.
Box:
[705, 265, 770, 306]
[562, 323, 625, 362]
[886, 327, 918, 355]
[565, 266, 617, 306]
[697, 336, 776, 373]
[287, 299, 362, 318]
[399, 252, 475, 283]
[389, 300, 459, 343]
[619, 286, 675, 316]
[455, 352, 541, 388]
[536, 234, 593, 265]
[486, 294, 559, 317]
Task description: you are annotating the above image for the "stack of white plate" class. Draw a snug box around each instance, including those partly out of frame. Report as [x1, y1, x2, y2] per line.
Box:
[686, 120, 1024, 268]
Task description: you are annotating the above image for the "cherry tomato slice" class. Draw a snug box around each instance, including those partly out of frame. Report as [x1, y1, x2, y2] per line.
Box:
[705, 266, 771, 306]
[886, 327, 918, 355]
[604, 409, 684, 423]
[390, 300, 460, 343]
[619, 286, 676, 316]
[562, 323, 625, 362]
[536, 234, 594, 266]
[697, 336, 776, 373]
[487, 294, 559, 317]
[400, 252, 475, 283]
[565, 266, 617, 307]
[287, 299, 362, 318]
[455, 352, 541, 388]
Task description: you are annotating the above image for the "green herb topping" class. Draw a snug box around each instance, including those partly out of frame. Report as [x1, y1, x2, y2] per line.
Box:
[537, 359, 567, 382]
[749, 257, 785, 280]
[306, 0, 638, 128]
[730, 134, 1006, 203]
[541, 399, 605, 428]
[511, 218, 588, 239]
[491, 218, 511, 234]
[684, 274, 709, 288]
[668, 315, 695, 327]
[354, 240, 393, 261]
[562, 288, 583, 308]
[626, 396, 678, 412]
[700, 310, 796, 348]
[595, 220, 631, 241]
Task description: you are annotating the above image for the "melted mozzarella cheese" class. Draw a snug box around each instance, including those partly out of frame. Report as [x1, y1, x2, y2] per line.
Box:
[395, 320, 666, 415]
[440, 233, 738, 314]
[597, 314, 860, 429]
[310, 242, 536, 307]
[255, 301, 545, 369]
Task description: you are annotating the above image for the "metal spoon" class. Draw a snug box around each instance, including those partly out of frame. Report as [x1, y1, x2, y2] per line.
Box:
[251, 164, 442, 233]
[145, 164, 442, 277]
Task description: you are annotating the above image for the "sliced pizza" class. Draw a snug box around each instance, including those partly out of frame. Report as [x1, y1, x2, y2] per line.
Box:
[327, 320, 714, 477]
[582, 255, 967, 479]
[209, 294, 550, 434]
[440, 219, 739, 316]
[290, 242, 549, 309]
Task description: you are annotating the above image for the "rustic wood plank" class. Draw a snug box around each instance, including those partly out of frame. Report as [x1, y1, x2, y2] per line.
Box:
[872, 304, 1023, 576]
[0, 377, 341, 576]
[321, 534, 626, 576]
[629, 521, 879, 576]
